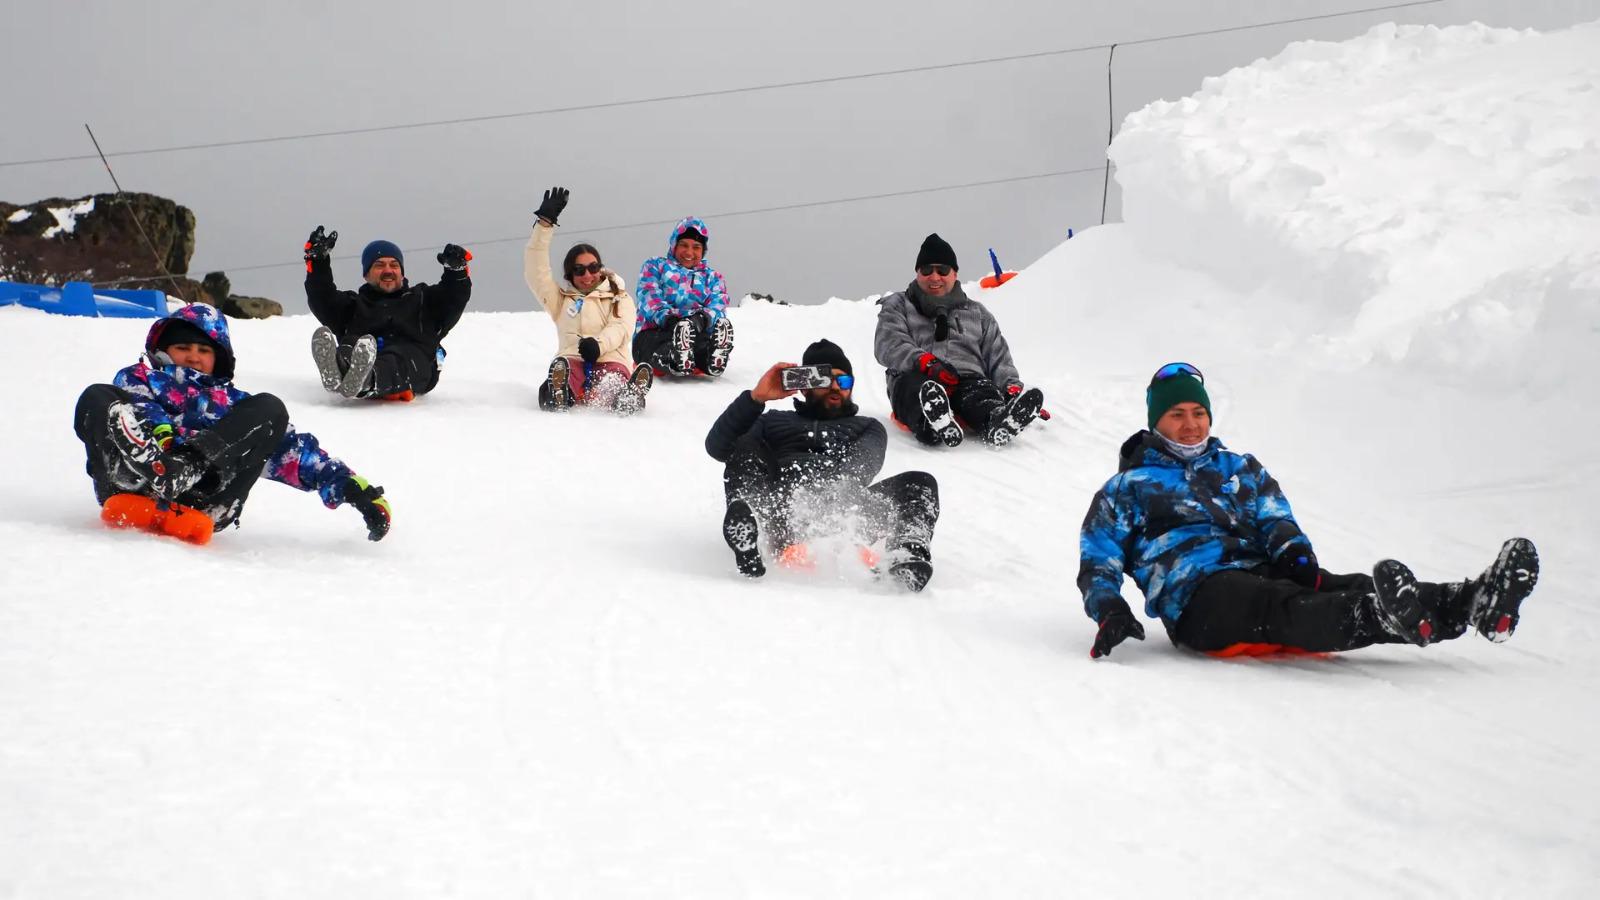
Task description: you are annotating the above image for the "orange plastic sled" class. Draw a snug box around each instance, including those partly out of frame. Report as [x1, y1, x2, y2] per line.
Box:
[1206, 642, 1331, 660]
[101, 493, 214, 545]
[979, 271, 1018, 289]
[379, 389, 415, 402]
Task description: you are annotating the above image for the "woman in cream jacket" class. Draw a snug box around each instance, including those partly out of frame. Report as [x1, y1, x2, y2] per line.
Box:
[524, 187, 653, 414]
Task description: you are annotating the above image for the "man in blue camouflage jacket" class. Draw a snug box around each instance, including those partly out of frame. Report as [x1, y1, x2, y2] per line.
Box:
[1077, 362, 1539, 659]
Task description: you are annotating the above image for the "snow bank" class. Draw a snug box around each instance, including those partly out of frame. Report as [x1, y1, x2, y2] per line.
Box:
[1109, 20, 1600, 388]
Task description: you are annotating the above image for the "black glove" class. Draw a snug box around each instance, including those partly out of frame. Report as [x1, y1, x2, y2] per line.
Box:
[578, 337, 601, 364]
[437, 243, 471, 273]
[918, 352, 961, 388]
[1270, 541, 1321, 589]
[1090, 598, 1146, 659]
[535, 186, 570, 226]
[304, 225, 338, 262]
[344, 476, 392, 542]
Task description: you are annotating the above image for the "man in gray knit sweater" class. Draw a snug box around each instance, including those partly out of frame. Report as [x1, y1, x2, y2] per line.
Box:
[873, 233, 1044, 448]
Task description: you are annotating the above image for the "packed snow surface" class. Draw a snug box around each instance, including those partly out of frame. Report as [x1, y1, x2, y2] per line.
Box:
[3, 19, 1597, 898]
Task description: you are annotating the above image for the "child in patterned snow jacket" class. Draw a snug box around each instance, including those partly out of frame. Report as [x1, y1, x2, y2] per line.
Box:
[72, 303, 392, 540]
[632, 216, 734, 378]
[1077, 362, 1538, 660]
[523, 186, 654, 414]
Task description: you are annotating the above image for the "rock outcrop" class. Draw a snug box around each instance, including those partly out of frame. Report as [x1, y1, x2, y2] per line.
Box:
[1, 192, 280, 317]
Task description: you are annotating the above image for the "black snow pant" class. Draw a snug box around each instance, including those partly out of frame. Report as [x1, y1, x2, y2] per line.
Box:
[1171, 567, 1470, 653]
[889, 372, 1007, 445]
[722, 443, 940, 551]
[74, 384, 289, 531]
[633, 316, 716, 373]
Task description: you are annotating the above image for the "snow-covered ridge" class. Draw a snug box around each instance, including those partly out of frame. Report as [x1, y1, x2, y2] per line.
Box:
[1110, 20, 1600, 388]
[40, 196, 95, 239]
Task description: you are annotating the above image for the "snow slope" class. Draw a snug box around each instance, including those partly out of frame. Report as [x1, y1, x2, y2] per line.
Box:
[3, 20, 1597, 899]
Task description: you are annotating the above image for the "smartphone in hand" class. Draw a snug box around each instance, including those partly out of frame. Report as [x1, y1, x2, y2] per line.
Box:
[779, 365, 834, 391]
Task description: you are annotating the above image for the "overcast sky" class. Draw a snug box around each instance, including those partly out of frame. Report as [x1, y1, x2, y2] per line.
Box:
[3, 0, 1595, 313]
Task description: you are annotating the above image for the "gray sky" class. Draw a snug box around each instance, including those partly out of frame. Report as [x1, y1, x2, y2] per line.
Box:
[3, 0, 1595, 312]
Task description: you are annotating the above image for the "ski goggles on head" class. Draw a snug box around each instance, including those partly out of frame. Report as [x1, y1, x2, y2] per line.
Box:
[917, 264, 954, 277]
[1150, 361, 1204, 383]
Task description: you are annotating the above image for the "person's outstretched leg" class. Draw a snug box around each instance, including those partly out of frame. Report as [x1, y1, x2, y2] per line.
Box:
[721, 440, 792, 573]
[369, 342, 437, 397]
[863, 470, 940, 591]
[1174, 568, 1406, 654]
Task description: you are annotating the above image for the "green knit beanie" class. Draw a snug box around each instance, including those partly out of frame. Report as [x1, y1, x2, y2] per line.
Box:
[1147, 372, 1211, 430]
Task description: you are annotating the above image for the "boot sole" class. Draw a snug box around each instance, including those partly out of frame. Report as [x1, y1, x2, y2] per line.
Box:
[546, 358, 572, 410]
[918, 381, 963, 447]
[338, 337, 378, 399]
[310, 327, 342, 392]
[706, 318, 734, 376]
[1373, 559, 1435, 646]
[987, 388, 1044, 446]
[1474, 538, 1539, 642]
[723, 501, 765, 577]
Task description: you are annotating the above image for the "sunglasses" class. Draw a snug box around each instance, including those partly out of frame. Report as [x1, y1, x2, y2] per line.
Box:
[1151, 362, 1204, 383]
[833, 374, 855, 390]
[570, 262, 603, 276]
[917, 264, 953, 277]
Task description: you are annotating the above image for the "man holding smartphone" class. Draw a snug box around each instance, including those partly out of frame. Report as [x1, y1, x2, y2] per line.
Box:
[704, 339, 940, 591]
[874, 233, 1043, 447]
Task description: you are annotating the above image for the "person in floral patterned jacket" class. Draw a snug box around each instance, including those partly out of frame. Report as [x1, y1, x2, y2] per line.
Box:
[632, 216, 734, 378]
[72, 303, 392, 541]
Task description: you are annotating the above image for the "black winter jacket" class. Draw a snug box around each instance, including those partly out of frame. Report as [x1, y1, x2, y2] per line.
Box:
[305, 256, 471, 354]
[705, 391, 888, 485]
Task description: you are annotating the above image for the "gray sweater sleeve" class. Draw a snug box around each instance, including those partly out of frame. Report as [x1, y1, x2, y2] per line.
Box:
[873, 293, 924, 373]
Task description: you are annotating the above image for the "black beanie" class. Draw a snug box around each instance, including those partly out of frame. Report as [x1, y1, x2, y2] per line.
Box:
[155, 318, 217, 353]
[802, 338, 852, 376]
[915, 233, 958, 271]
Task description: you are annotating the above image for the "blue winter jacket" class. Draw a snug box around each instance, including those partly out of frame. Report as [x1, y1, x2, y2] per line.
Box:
[634, 217, 729, 333]
[1077, 431, 1311, 626]
[111, 303, 357, 509]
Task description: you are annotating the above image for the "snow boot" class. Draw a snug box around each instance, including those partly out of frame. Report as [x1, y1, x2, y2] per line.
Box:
[983, 387, 1045, 446]
[540, 357, 573, 411]
[723, 499, 765, 578]
[613, 363, 654, 417]
[338, 335, 378, 399]
[310, 326, 343, 392]
[664, 318, 696, 376]
[887, 542, 933, 593]
[107, 403, 204, 499]
[101, 493, 214, 545]
[706, 317, 734, 377]
[1371, 559, 1436, 647]
[1467, 538, 1540, 642]
[918, 381, 963, 448]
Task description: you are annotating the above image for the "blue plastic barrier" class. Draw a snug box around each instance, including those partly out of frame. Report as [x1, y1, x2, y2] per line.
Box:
[0, 281, 166, 318]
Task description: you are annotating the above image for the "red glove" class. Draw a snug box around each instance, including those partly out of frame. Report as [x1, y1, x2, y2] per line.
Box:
[918, 352, 960, 388]
[1006, 384, 1021, 396]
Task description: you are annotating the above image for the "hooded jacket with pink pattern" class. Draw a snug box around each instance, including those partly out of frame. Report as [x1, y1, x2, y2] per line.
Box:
[634, 217, 729, 333]
[112, 303, 357, 507]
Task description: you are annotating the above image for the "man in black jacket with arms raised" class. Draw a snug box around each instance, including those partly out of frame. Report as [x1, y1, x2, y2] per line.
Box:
[705, 339, 940, 591]
[304, 227, 472, 400]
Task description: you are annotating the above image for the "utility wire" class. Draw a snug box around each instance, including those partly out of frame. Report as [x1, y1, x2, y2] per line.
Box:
[139, 165, 1106, 280]
[2, 0, 1442, 169]
[84, 123, 193, 301]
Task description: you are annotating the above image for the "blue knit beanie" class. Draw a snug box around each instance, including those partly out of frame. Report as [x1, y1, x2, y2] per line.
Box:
[361, 240, 404, 276]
